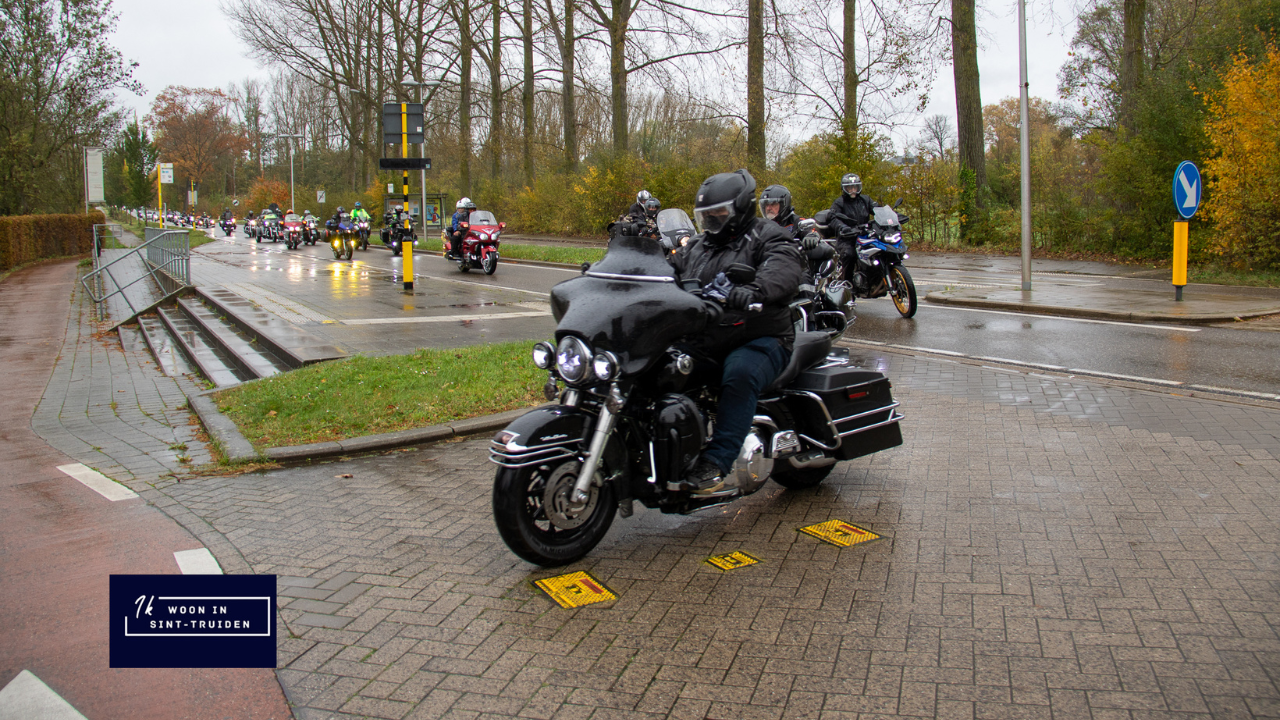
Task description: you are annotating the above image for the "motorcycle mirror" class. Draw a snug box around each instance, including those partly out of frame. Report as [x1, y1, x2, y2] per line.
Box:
[893, 198, 904, 209]
[725, 263, 756, 285]
[798, 218, 816, 233]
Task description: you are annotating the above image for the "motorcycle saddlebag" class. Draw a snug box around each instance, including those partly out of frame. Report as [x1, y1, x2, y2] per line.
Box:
[787, 364, 902, 461]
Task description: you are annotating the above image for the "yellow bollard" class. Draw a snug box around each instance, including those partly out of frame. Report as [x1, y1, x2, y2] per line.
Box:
[1172, 221, 1188, 301]
[401, 104, 414, 291]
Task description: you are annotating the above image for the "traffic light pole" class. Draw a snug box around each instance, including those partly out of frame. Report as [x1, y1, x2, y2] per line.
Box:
[401, 104, 413, 291]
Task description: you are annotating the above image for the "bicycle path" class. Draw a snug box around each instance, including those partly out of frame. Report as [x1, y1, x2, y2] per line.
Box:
[0, 260, 290, 720]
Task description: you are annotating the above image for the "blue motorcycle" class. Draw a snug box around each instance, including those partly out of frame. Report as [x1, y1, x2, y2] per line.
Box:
[818, 200, 917, 319]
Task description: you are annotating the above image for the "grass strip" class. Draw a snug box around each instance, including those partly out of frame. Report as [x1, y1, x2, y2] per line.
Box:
[213, 342, 544, 448]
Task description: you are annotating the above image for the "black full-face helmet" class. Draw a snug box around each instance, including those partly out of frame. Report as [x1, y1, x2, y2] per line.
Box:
[644, 197, 661, 217]
[693, 169, 757, 241]
[759, 184, 793, 222]
[841, 173, 863, 197]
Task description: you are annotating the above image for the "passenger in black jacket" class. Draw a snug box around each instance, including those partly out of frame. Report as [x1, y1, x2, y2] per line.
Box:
[827, 173, 879, 287]
[671, 169, 803, 494]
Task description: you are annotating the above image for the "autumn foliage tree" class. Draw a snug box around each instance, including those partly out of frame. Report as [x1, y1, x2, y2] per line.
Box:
[1202, 45, 1280, 270]
[147, 86, 248, 193]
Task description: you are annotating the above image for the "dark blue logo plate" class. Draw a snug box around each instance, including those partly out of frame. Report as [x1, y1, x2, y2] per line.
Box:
[110, 574, 276, 668]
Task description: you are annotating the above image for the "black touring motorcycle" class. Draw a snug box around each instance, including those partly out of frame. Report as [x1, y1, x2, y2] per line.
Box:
[490, 234, 904, 566]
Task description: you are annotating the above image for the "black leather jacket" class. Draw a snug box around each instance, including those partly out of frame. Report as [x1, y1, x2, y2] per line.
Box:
[671, 217, 803, 354]
[827, 193, 877, 236]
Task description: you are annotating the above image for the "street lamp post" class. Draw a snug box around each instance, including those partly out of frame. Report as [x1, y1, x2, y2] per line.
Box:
[278, 133, 304, 211]
[1017, 0, 1032, 291]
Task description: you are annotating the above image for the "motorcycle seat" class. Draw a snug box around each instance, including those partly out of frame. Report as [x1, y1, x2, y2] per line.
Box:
[766, 331, 834, 393]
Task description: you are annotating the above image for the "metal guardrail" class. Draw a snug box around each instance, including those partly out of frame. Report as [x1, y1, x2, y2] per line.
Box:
[91, 223, 124, 269]
[81, 229, 191, 324]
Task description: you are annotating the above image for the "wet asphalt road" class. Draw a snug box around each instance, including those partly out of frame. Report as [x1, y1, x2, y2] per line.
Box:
[212, 232, 1280, 397]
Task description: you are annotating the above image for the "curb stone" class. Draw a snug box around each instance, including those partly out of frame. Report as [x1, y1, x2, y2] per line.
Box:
[189, 392, 259, 463]
[924, 291, 1280, 325]
[186, 388, 537, 463]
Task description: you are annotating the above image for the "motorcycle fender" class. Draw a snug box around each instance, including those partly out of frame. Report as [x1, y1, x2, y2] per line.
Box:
[489, 405, 591, 468]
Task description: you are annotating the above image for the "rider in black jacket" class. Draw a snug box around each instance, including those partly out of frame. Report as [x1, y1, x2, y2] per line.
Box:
[761, 184, 831, 278]
[826, 173, 879, 287]
[670, 170, 803, 494]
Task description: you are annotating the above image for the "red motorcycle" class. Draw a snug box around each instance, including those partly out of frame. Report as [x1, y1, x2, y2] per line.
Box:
[282, 212, 306, 250]
[452, 210, 504, 274]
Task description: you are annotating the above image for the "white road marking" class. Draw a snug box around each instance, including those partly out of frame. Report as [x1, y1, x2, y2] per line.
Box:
[56, 463, 138, 501]
[174, 548, 223, 575]
[923, 304, 1201, 332]
[343, 310, 552, 325]
[1189, 384, 1280, 400]
[0, 670, 87, 720]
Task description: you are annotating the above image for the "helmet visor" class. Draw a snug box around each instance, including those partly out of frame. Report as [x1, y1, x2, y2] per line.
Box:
[693, 200, 734, 235]
[760, 199, 782, 220]
[842, 181, 862, 195]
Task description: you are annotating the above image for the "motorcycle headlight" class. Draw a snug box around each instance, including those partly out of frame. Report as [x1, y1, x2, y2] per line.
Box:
[555, 336, 591, 384]
[478, 232, 489, 241]
[532, 341, 555, 369]
[592, 351, 619, 381]
[886, 233, 902, 244]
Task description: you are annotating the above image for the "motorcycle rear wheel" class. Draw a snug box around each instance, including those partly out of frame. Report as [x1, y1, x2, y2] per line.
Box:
[889, 265, 917, 318]
[493, 458, 617, 567]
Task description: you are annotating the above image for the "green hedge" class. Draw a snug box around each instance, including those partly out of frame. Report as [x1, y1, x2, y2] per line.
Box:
[0, 211, 103, 272]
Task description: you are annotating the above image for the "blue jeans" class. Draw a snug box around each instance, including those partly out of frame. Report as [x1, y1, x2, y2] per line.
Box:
[702, 336, 791, 472]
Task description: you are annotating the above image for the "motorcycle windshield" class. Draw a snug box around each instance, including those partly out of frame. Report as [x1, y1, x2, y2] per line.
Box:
[656, 208, 693, 234]
[872, 206, 899, 227]
[550, 235, 707, 376]
[468, 210, 498, 226]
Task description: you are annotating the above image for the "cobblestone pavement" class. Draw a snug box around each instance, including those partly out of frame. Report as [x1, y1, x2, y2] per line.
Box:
[31, 274, 213, 492]
[156, 349, 1280, 720]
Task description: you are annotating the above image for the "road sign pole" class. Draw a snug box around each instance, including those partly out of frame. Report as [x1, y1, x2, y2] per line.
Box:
[1173, 221, 1188, 301]
[156, 161, 162, 228]
[401, 103, 413, 291]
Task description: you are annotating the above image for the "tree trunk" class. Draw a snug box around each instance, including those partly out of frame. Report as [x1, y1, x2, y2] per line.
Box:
[460, 0, 472, 196]
[843, 0, 857, 138]
[746, 0, 765, 172]
[563, 0, 577, 170]
[523, 0, 535, 184]
[490, 0, 502, 180]
[1119, 0, 1146, 133]
[608, 0, 628, 154]
[951, 0, 985, 196]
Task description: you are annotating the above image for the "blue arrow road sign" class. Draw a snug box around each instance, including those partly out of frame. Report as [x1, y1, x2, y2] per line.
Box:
[1173, 161, 1201, 219]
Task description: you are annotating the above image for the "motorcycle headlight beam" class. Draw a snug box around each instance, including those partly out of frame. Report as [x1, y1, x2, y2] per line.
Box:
[555, 336, 591, 385]
[532, 341, 555, 370]
[592, 351, 619, 381]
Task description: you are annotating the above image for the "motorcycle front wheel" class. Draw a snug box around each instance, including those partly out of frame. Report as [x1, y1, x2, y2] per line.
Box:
[482, 251, 498, 275]
[331, 243, 342, 260]
[493, 458, 617, 567]
[343, 239, 354, 260]
[889, 265, 918, 318]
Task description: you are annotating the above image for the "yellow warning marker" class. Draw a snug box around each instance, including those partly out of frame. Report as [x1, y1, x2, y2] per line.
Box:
[706, 551, 762, 571]
[534, 571, 617, 609]
[798, 520, 880, 548]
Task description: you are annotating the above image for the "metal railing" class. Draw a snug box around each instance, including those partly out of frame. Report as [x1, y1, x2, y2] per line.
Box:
[81, 229, 191, 324]
[92, 223, 124, 267]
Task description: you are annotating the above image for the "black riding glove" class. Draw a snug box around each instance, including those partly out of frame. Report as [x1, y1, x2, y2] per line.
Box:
[726, 286, 757, 310]
[802, 233, 820, 250]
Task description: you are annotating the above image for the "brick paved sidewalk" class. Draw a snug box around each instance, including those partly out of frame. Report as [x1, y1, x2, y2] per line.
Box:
[31, 274, 213, 492]
[157, 350, 1280, 720]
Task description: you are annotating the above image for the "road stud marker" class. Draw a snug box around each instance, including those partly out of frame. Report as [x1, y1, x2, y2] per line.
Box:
[798, 520, 880, 548]
[706, 551, 762, 571]
[534, 571, 617, 609]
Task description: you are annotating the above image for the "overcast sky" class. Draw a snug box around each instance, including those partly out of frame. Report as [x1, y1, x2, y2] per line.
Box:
[109, 0, 1074, 150]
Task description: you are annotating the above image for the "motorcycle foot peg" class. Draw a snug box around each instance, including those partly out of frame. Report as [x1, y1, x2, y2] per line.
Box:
[618, 498, 634, 518]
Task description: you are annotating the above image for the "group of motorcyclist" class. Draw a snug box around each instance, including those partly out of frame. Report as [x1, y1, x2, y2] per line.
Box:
[617, 170, 885, 495]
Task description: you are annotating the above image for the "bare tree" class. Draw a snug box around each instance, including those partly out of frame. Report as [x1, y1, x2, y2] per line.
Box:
[921, 113, 953, 157]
